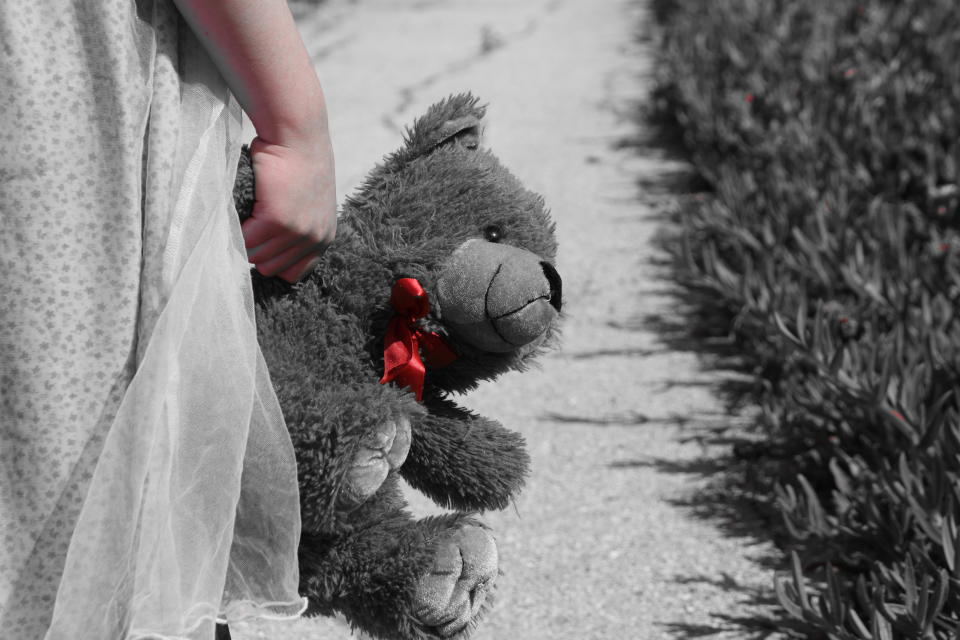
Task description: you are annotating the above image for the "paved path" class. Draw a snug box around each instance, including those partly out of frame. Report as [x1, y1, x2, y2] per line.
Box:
[235, 1, 776, 638]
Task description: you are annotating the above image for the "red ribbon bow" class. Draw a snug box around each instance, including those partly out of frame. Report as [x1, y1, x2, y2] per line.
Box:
[380, 278, 457, 401]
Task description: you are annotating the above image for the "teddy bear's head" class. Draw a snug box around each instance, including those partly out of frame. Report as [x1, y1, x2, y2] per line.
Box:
[338, 94, 562, 393]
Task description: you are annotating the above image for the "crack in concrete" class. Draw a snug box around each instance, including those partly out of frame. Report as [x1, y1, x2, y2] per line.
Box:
[309, 35, 353, 64]
[382, 0, 567, 134]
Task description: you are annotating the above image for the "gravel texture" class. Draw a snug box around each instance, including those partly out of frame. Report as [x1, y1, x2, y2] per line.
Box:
[233, 1, 779, 638]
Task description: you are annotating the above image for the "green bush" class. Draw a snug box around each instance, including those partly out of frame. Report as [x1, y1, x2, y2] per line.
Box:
[655, 1, 960, 637]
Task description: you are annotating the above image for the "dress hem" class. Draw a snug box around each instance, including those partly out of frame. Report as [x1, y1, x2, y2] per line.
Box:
[126, 596, 310, 639]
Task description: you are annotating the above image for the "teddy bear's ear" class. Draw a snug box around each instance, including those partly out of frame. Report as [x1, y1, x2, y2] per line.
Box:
[431, 115, 481, 151]
[397, 93, 486, 162]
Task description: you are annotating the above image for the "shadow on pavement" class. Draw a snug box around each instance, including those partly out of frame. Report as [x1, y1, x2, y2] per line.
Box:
[606, 3, 805, 638]
[664, 571, 808, 639]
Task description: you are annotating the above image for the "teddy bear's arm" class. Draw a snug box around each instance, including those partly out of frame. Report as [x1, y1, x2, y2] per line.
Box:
[401, 396, 529, 513]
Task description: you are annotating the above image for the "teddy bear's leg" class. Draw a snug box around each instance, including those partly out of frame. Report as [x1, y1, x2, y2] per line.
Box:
[402, 396, 529, 512]
[275, 379, 422, 532]
[340, 415, 411, 505]
[411, 525, 498, 638]
[293, 411, 412, 530]
[299, 475, 499, 640]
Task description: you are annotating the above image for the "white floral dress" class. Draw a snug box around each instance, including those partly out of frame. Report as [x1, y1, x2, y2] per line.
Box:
[0, 2, 305, 639]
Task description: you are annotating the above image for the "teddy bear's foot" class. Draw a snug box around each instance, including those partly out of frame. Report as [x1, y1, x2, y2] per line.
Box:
[341, 417, 411, 505]
[412, 525, 498, 638]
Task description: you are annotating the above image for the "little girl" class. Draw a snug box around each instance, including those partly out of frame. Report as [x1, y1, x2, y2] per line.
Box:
[0, 1, 335, 638]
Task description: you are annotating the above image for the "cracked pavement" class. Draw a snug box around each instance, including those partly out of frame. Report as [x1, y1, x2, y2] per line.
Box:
[231, 1, 780, 638]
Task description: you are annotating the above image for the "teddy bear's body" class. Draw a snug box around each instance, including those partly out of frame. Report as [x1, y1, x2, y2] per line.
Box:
[231, 94, 561, 640]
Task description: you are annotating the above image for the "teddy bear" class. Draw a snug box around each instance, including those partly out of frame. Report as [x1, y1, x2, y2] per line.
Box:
[228, 93, 562, 640]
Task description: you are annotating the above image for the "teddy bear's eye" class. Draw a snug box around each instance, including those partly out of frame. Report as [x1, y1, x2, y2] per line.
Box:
[483, 225, 503, 243]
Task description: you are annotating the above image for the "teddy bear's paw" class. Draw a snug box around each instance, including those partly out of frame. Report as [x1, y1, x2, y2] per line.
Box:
[412, 525, 498, 638]
[341, 417, 412, 505]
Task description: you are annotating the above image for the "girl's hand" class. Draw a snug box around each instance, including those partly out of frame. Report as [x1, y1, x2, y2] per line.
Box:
[241, 135, 337, 282]
[172, 0, 337, 282]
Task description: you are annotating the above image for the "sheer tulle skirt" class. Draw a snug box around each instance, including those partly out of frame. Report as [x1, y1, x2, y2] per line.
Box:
[0, 2, 305, 638]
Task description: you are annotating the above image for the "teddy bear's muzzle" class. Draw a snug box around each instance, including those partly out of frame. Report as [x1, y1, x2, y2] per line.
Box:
[436, 239, 562, 353]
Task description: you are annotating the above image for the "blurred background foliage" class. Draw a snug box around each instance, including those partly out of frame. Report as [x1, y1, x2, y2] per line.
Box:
[653, 0, 960, 637]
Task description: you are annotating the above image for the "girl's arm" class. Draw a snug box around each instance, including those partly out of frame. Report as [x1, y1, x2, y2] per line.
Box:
[173, 0, 337, 282]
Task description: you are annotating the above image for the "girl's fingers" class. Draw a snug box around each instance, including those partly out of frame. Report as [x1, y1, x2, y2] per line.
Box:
[245, 231, 303, 264]
[241, 216, 284, 251]
[278, 253, 323, 283]
[255, 241, 323, 279]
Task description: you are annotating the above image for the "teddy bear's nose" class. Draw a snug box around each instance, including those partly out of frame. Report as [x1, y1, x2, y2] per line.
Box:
[437, 239, 562, 352]
[541, 261, 562, 313]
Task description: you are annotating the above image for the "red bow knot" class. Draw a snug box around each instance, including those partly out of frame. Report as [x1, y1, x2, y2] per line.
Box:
[380, 278, 457, 401]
